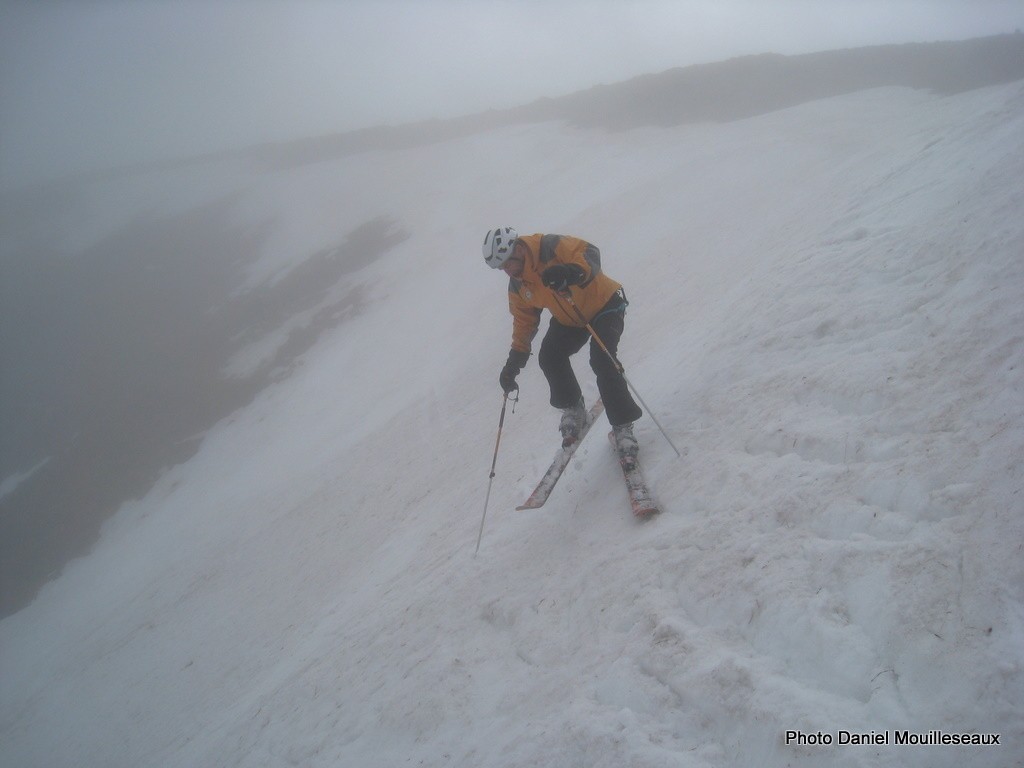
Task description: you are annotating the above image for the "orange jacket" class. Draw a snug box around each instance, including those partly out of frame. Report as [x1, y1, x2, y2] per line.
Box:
[507, 234, 622, 354]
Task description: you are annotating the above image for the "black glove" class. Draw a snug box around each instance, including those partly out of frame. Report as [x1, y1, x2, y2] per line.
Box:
[541, 264, 585, 292]
[499, 349, 530, 393]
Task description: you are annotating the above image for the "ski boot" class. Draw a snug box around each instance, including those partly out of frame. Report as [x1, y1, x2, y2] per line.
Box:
[559, 397, 587, 448]
[611, 422, 640, 460]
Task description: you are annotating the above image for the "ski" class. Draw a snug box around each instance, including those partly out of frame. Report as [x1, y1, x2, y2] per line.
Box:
[516, 400, 605, 510]
[609, 431, 660, 519]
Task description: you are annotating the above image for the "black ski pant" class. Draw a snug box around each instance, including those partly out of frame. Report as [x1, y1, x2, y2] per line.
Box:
[537, 292, 643, 427]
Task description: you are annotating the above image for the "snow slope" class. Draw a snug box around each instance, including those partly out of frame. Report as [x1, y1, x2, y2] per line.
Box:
[2, 82, 1023, 767]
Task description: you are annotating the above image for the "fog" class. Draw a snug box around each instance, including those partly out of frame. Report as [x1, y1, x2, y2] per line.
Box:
[2, 60, 1022, 765]
[1, 2, 1023, 617]
[2, 0, 1023, 188]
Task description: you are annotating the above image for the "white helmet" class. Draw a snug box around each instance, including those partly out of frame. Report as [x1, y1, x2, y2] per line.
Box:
[483, 227, 518, 268]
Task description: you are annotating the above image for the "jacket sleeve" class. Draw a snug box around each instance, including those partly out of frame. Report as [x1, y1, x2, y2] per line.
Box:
[543, 235, 602, 287]
[509, 289, 542, 354]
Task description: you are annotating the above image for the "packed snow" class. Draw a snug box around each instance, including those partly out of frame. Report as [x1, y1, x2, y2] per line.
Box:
[2, 81, 1023, 768]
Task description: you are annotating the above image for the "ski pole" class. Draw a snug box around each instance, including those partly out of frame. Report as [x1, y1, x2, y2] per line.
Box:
[475, 387, 516, 554]
[554, 290, 681, 458]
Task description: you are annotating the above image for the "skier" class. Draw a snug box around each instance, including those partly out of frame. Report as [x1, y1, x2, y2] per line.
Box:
[483, 227, 642, 455]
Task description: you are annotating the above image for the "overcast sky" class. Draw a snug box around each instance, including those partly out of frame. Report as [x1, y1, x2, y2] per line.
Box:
[1, 0, 1022, 188]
